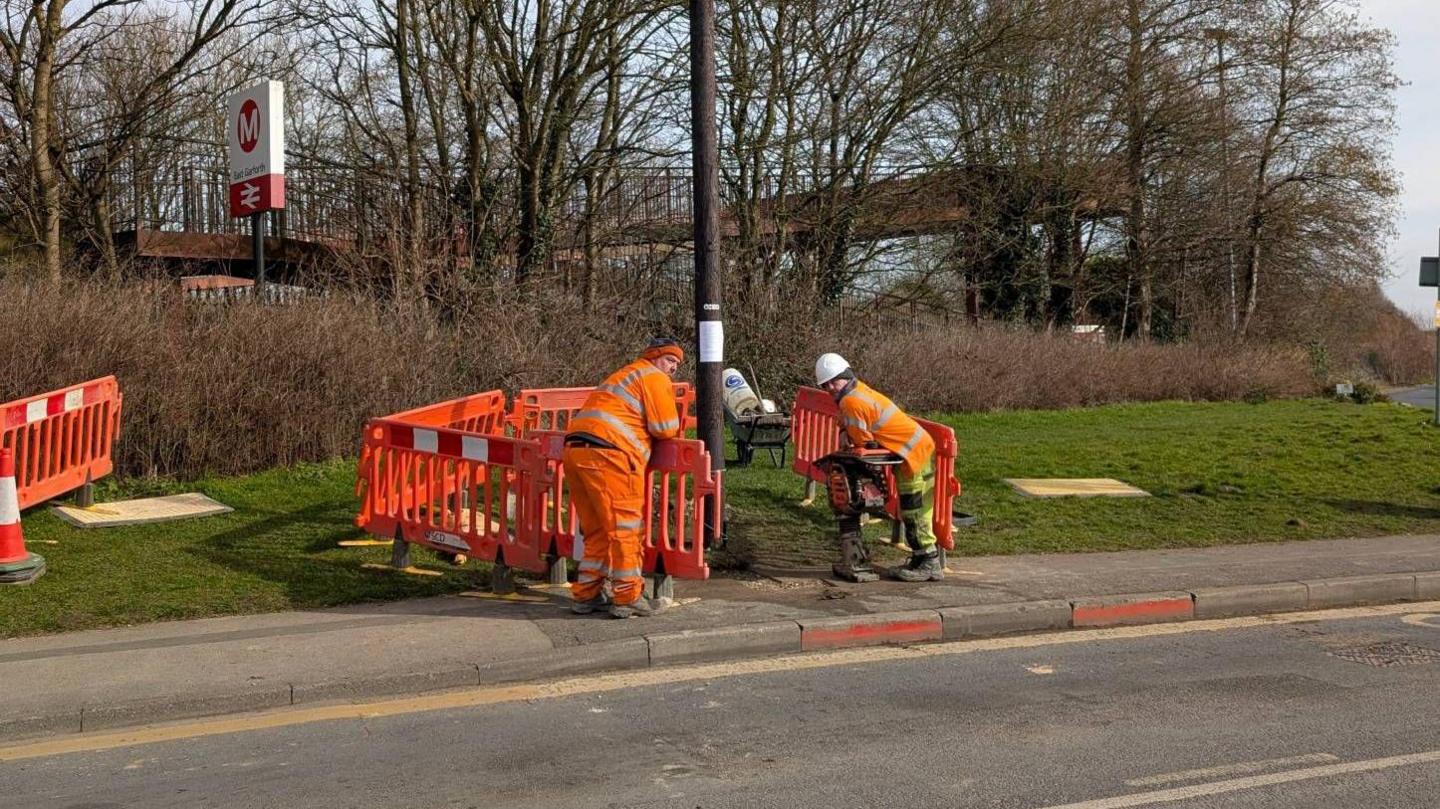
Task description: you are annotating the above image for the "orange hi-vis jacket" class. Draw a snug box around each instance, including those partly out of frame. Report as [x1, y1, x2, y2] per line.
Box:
[837, 380, 935, 476]
[568, 358, 682, 468]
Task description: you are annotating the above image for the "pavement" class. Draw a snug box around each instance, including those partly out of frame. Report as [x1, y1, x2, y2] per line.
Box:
[5, 533, 1440, 743]
[9, 605, 1440, 807]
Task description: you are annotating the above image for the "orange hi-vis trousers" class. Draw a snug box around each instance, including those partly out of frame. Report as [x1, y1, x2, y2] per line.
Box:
[562, 444, 646, 606]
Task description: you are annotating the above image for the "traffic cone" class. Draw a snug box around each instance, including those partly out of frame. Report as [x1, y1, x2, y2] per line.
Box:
[0, 448, 45, 585]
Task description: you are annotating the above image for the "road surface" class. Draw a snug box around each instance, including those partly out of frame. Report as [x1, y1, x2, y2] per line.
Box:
[5, 603, 1440, 808]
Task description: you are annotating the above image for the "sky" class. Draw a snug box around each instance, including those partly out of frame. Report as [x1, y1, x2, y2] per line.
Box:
[1364, 0, 1440, 317]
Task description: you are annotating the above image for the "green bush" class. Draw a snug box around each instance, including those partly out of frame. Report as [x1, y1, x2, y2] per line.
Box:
[1350, 382, 1382, 404]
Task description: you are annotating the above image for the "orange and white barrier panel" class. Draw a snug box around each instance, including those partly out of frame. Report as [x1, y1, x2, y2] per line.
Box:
[355, 419, 548, 573]
[355, 385, 718, 583]
[355, 389, 509, 506]
[1, 377, 122, 509]
[789, 386, 961, 550]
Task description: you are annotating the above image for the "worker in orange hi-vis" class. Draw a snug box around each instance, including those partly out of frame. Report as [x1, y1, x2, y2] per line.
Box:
[814, 352, 941, 582]
[562, 337, 684, 618]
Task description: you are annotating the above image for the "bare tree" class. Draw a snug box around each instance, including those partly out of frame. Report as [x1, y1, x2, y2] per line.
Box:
[1230, 0, 1397, 334]
[0, 0, 272, 280]
[476, 0, 670, 281]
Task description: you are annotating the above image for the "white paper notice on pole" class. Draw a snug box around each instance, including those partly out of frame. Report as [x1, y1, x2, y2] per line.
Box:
[699, 321, 724, 363]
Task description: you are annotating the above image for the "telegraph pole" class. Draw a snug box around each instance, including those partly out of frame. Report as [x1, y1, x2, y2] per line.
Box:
[690, 0, 724, 522]
[1420, 238, 1440, 425]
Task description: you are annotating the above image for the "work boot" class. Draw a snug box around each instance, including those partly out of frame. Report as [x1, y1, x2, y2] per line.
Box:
[609, 598, 658, 619]
[889, 550, 944, 582]
[570, 594, 611, 615]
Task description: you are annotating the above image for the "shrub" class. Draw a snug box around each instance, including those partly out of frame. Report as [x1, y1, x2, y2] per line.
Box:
[0, 277, 1318, 478]
[1350, 381, 1382, 405]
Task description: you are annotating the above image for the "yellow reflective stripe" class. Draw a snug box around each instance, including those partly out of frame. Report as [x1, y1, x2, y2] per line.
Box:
[573, 409, 651, 460]
[597, 383, 643, 415]
[846, 387, 885, 408]
[602, 365, 665, 425]
[871, 404, 898, 430]
[617, 368, 649, 388]
[899, 423, 927, 457]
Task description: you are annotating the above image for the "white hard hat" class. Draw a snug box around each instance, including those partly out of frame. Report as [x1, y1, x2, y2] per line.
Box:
[815, 353, 850, 386]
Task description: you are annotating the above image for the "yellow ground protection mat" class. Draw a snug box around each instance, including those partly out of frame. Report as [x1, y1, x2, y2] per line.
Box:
[360, 563, 443, 577]
[458, 590, 554, 603]
[1004, 478, 1150, 498]
[52, 493, 233, 528]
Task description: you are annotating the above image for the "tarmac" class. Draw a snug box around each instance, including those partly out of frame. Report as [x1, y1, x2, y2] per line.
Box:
[4, 533, 1440, 743]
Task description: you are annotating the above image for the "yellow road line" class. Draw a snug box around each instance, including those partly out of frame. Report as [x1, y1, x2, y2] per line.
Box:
[2, 600, 1436, 763]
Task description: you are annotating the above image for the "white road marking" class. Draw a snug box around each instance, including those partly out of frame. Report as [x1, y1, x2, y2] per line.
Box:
[1025, 664, 1055, 675]
[1401, 613, 1440, 629]
[1124, 753, 1339, 787]
[1038, 750, 1440, 809]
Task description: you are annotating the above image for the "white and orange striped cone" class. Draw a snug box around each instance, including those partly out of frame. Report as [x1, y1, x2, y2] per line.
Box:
[0, 448, 45, 585]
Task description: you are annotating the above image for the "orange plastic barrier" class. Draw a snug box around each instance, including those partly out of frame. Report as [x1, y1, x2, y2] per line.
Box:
[355, 390, 509, 506]
[1, 377, 122, 510]
[355, 385, 716, 581]
[510, 383, 696, 437]
[790, 386, 842, 481]
[385, 389, 509, 434]
[789, 386, 961, 549]
[531, 430, 718, 579]
[643, 439, 720, 579]
[355, 419, 548, 572]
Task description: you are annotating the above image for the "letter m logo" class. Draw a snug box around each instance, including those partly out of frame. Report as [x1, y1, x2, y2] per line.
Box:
[237, 99, 261, 153]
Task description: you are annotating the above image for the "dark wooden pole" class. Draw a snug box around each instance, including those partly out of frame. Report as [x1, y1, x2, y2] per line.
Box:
[691, 0, 723, 468]
[690, 0, 724, 543]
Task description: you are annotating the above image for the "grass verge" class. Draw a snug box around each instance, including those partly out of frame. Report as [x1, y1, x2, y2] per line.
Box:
[5, 398, 1440, 637]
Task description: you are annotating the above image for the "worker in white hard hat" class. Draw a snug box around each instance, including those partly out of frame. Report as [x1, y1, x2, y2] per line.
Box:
[814, 352, 942, 581]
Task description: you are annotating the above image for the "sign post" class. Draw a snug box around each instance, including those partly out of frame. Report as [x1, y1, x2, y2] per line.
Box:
[227, 81, 285, 298]
[1420, 248, 1440, 425]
